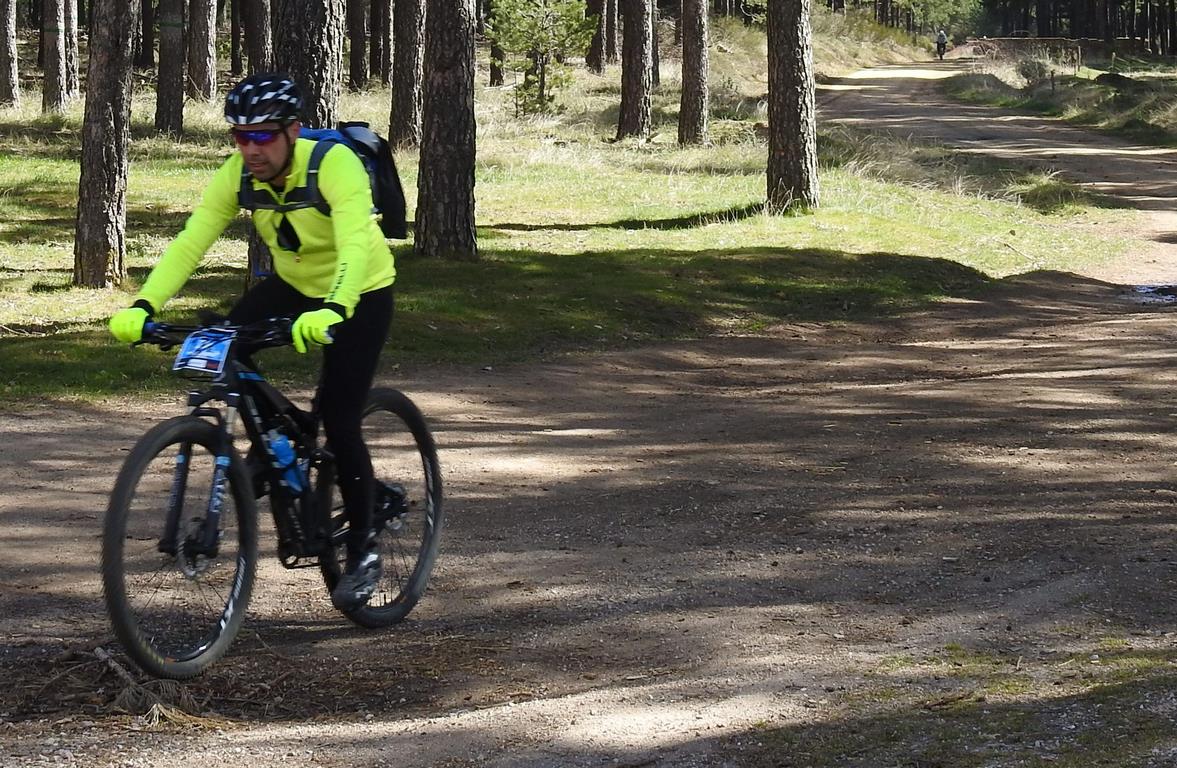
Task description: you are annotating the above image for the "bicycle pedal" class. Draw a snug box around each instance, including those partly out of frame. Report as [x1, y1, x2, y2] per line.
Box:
[278, 552, 323, 569]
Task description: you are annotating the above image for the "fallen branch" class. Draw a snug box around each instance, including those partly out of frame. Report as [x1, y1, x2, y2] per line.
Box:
[94, 646, 140, 688]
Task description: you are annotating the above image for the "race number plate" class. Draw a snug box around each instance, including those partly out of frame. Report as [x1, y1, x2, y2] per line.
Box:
[173, 328, 234, 376]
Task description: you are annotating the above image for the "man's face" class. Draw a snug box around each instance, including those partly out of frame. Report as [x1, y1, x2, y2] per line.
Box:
[231, 121, 299, 183]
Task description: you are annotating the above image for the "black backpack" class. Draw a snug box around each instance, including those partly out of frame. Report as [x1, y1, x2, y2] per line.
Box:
[237, 121, 408, 242]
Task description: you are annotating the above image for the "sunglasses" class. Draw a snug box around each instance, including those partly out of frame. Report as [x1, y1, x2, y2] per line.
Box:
[231, 128, 284, 147]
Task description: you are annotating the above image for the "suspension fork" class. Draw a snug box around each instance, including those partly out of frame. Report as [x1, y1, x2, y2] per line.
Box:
[158, 442, 194, 555]
[198, 405, 241, 554]
[157, 406, 241, 557]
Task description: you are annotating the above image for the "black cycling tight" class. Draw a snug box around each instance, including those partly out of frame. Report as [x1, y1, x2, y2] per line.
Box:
[229, 276, 395, 555]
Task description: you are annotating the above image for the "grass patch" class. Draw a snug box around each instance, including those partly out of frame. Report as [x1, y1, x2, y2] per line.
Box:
[775, 642, 1177, 767]
[942, 58, 1177, 146]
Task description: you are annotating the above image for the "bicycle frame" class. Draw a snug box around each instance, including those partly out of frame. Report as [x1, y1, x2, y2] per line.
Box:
[146, 320, 335, 569]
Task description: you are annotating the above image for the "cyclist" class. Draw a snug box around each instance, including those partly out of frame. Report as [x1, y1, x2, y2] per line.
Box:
[936, 29, 949, 60]
[108, 72, 395, 611]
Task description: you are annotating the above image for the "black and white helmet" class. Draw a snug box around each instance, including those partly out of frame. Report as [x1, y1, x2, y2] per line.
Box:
[224, 73, 302, 126]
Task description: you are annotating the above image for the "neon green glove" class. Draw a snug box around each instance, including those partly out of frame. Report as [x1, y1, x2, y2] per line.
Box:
[291, 308, 343, 354]
[109, 307, 150, 344]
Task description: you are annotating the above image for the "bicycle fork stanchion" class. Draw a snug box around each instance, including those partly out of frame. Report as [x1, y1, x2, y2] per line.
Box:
[158, 442, 194, 556]
[196, 405, 243, 559]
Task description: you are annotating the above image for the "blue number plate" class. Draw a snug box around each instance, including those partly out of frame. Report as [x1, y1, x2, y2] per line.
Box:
[173, 328, 235, 376]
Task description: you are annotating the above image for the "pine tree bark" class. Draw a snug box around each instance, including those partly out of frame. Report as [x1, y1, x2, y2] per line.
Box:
[187, 0, 216, 99]
[274, 0, 343, 127]
[155, 0, 184, 133]
[0, 0, 18, 106]
[75, 0, 139, 287]
[64, 0, 78, 97]
[390, 0, 423, 147]
[346, 0, 367, 89]
[617, 0, 651, 140]
[242, 0, 272, 71]
[369, 0, 390, 83]
[586, 0, 604, 73]
[43, 0, 67, 112]
[604, 0, 618, 62]
[135, 0, 154, 68]
[486, 0, 503, 86]
[678, 0, 707, 145]
[650, 0, 659, 86]
[230, 0, 242, 75]
[766, 0, 818, 211]
[415, 0, 476, 260]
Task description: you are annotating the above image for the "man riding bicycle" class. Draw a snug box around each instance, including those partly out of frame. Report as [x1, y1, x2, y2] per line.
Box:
[108, 72, 395, 611]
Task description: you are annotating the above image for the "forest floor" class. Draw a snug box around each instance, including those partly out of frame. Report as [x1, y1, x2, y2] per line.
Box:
[5, 59, 1177, 766]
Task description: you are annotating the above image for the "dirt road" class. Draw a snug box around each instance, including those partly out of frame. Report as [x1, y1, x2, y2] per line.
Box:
[4, 61, 1177, 766]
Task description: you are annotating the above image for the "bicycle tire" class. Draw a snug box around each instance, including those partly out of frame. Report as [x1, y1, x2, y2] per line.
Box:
[102, 416, 258, 679]
[318, 387, 443, 628]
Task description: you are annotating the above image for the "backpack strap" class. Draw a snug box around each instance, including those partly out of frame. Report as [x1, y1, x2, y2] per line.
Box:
[306, 139, 339, 217]
[237, 169, 323, 213]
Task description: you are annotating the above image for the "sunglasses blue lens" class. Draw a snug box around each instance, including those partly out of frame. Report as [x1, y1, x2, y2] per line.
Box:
[232, 129, 281, 146]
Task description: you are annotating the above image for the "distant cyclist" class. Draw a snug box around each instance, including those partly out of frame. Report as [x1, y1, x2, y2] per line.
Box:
[108, 72, 395, 611]
[936, 30, 949, 60]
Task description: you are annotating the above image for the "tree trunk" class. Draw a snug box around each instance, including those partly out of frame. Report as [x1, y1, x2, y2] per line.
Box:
[64, 0, 78, 97]
[43, 0, 67, 112]
[187, 0, 215, 99]
[0, 0, 17, 106]
[650, 0, 659, 86]
[616, 0, 651, 140]
[274, 0, 344, 127]
[1036, 0, 1051, 35]
[486, 0, 503, 85]
[604, 0, 618, 62]
[766, 0, 818, 211]
[75, 0, 139, 287]
[586, 0, 604, 73]
[678, 0, 707, 145]
[346, 0, 366, 89]
[246, 230, 273, 289]
[135, 0, 154, 68]
[230, 0, 242, 75]
[242, 0, 272, 71]
[369, 0, 390, 83]
[390, 0, 423, 146]
[415, 0, 476, 260]
[155, 0, 184, 133]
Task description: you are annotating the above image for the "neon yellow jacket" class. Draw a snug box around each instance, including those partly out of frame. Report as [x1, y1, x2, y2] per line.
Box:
[137, 138, 396, 317]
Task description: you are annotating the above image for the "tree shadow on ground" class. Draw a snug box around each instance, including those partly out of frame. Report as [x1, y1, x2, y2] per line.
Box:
[484, 202, 766, 232]
[2, 243, 992, 396]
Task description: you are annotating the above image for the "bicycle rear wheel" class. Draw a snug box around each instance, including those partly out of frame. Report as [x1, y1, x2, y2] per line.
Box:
[102, 416, 258, 679]
[319, 387, 443, 628]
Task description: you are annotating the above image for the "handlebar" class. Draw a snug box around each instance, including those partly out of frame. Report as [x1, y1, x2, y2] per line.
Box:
[139, 317, 297, 352]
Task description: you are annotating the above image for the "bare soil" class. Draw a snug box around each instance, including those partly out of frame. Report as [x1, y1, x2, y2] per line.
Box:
[5, 61, 1177, 767]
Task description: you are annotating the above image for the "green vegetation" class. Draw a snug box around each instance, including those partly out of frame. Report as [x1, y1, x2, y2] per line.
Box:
[755, 641, 1177, 766]
[0, 17, 1138, 402]
[943, 54, 1177, 145]
[485, 0, 596, 113]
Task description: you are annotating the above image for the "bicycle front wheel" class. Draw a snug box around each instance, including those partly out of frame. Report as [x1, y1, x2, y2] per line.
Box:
[319, 387, 443, 628]
[102, 416, 258, 679]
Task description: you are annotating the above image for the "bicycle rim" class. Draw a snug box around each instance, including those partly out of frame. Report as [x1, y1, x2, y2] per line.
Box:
[102, 416, 257, 678]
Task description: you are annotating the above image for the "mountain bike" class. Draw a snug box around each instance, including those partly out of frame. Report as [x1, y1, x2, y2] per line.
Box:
[101, 317, 443, 679]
